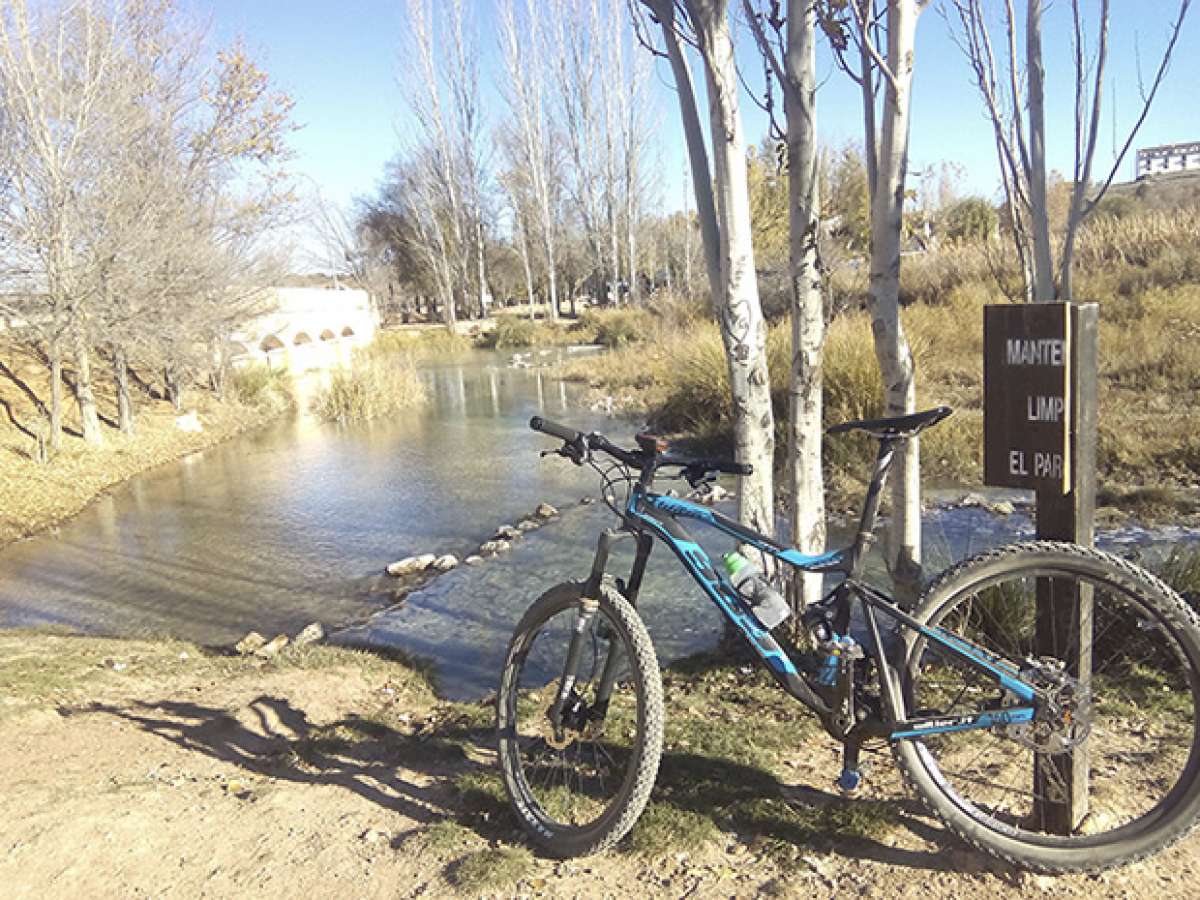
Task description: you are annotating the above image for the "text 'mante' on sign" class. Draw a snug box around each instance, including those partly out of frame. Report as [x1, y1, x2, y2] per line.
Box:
[983, 303, 1071, 493]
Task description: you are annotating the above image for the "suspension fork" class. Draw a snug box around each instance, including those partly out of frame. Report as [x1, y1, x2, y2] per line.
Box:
[551, 529, 652, 728]
[594, 532, 653, 712]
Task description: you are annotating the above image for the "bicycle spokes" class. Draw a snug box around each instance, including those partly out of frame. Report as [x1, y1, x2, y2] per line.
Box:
[508, 604, 642, 830]
[908, 565, 1198, 839]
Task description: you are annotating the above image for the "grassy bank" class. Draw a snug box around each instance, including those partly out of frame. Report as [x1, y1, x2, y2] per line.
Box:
[563, 208, 1200, 507]
[0, 351, 296, 548]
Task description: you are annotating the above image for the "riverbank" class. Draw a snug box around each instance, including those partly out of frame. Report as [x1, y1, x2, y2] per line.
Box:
[0, 629, 1195, 898]
[0, 394, 290, 549]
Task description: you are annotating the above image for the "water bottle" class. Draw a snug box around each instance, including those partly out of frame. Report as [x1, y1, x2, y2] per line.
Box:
[722, 551, 791, 630]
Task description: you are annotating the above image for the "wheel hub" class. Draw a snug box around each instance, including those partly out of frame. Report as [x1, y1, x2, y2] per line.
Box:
[1004, 658, 1091, 753]
[541, 681, 595, 750]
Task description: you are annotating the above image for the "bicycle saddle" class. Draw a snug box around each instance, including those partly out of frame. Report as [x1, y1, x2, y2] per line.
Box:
[826, 405, 953, 438]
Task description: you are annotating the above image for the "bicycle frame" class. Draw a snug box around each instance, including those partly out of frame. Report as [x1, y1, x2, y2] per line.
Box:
[574, 437, 1040, 745]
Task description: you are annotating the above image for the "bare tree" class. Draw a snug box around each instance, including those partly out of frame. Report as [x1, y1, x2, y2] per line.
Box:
[744, 0, 826, 608]
[498, 0, 562, 320]
[637, 1, 722, 306]
[639, 0, 777, 542]
[0, 1, 294, 444]
[550, 0, 609, 308]
[948, 0, 1191, 302]
[0, 0, 131, 446]
[403, 0, 491, 328]
[821, 0, 928, 604]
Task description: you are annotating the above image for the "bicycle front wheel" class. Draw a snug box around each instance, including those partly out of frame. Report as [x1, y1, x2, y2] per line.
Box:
[894, 541, 1200, 873]
[497, 581, 663, 857]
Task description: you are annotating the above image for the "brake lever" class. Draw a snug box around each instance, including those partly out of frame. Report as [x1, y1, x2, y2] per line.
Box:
[540, 441, 587, 465]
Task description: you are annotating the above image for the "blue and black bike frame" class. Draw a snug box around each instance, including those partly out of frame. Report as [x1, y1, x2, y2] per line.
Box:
[576, 436, 1041, 748]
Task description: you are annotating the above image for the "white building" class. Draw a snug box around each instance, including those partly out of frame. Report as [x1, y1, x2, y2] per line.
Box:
[1136, 141, 1200, 179]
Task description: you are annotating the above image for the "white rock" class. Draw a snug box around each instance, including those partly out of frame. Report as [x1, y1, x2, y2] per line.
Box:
[464, 555, 484, 566]
[433, 554, 458, 571]
[255, 634, 289, 658]
[386, 553, 437, 576]
[174, 410, 202, 433]
[516, 519, 539, 532]
[534, 502, 559, 519]
[235, 631, 266, 655]
[294, 622, 325, 646]
[494, 524, 522, 540]
[988, 500, 1016, 516]
[480, 539, 511, 555]
[690, 483, 731, 505]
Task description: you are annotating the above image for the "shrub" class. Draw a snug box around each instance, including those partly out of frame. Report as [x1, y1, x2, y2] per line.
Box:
[310, 353, 426, 423]
[481, 317, 538, 349]
[581, 307, 652, 348]
[1159, 545, 1200, 600]
[942, 196, 999, 243]
[367, 329, 471, 359]
[228, 364, 294, 413]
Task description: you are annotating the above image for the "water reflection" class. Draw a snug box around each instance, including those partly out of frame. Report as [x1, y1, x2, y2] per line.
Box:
[0, 350, 621, 650]
[0, 346, 1195, 699]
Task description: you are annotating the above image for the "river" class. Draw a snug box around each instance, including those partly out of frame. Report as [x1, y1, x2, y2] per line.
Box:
[0, 348, 1195, 699]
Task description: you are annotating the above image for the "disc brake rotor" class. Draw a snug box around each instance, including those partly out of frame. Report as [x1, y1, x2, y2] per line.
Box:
[1003, 660, 1092, 753]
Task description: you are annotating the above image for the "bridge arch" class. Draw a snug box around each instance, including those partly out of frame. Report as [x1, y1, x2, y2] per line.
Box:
[341, 326, 355, 337]
[260, 335, 284, 353]
[293, 332, 313, 346]
[320, 328, 336, 341]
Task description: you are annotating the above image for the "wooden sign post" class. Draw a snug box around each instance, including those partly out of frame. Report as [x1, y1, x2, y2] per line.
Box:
[984, 302, 1099, 834]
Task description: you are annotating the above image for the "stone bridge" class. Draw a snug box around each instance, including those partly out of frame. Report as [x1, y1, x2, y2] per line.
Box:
[230, 287, 379, 370]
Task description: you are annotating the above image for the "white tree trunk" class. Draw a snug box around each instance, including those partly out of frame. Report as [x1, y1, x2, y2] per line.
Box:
[515, 209, 536, 318]
[867, 0, 922, 604]
[1025, 0, 1056, 301]
[652, 0, 721, 306]
[784, 0, 825, 608]
[693, 1, 776, 540]
[73, 329, 103, 445]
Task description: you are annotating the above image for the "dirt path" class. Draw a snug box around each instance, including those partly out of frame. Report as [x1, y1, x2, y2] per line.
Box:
[0, 634, 1196, 898]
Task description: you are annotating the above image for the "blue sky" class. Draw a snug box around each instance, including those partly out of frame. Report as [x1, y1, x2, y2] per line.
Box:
[185, 1, 1198, 216]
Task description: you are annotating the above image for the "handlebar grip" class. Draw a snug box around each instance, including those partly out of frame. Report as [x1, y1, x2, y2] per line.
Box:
[530, 416, 582, 444]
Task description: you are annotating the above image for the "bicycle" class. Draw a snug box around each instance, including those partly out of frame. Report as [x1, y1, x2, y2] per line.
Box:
[496, 407, 1200, 872]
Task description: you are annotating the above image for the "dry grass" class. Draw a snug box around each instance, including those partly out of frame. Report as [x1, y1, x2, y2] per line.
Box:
[310, 352, 427, 424]
[367, 328, 473, 359]
[567, 208, 1200, 500]
[563, 290, 985, 487]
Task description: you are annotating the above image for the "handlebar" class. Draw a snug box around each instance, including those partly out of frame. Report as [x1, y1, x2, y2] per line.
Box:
[529, 416, 581, 444]
[529, 416, 752, 479]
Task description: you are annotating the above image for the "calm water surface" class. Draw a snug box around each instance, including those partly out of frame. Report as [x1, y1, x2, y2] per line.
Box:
[0, 348, 1195, 698]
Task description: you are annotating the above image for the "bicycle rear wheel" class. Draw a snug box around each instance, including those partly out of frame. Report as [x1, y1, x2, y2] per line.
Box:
[894, 541, 1200, 872]
[497, 581, 663, 857]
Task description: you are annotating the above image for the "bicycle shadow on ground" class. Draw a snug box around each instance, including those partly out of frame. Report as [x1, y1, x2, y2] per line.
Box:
[70, 691, 1009, 881]
[73, 695, 463, 829]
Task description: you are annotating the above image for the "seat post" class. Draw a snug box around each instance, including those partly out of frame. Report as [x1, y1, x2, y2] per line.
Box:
[846, 438, 900, 579]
